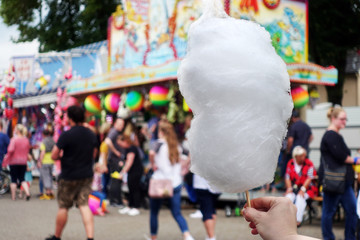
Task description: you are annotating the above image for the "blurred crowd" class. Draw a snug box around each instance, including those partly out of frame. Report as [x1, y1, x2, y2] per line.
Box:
[0, 106, 360, 240]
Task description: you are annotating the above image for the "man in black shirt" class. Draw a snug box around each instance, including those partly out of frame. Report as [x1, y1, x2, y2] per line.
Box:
[286, 110, 313, 154]
[46, 106, 98, 240]
[281, 110, 313, 178]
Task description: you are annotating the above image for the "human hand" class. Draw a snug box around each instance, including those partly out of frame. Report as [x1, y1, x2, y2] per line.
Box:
[1, 162, 7, 168]
[115, 150, 121, 157]
[37, 161, 42, 169]
[242, 197, 298, 240]
[285, 187, 293, 195]
[298, 190, 305, 198]
[151, 163, 158, 171]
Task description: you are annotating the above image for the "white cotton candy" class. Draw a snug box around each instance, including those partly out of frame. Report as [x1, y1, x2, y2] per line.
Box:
[178, 0, 293, 193]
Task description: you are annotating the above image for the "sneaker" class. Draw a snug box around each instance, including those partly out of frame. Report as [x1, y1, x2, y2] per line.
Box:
[118, 206, 130, 214]
[190, 210, 203, 219]
[45, 235, 61, 240]
[185, 235, 194, 240]
[47, 194, 55, 200]
[128, 208, 140, 216]
[110, 202, 124, 208]
[143, 234, 152, 240]
[39, 194, 51, 200]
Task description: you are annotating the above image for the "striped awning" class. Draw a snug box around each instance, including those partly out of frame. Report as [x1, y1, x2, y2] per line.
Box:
[13, 89, 58, 108]
[12, 41, 107, 107]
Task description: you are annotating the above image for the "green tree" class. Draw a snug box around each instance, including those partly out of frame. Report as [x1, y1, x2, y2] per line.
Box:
[309, 0, 360, 105]
[0, 0, 119, 52]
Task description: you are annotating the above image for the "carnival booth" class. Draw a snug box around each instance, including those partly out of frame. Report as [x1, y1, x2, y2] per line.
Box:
[2, 0, 338, 154]
[0, 41, 108, 177]
[64, 0, 337, 127]
[62, 0, 340, 207]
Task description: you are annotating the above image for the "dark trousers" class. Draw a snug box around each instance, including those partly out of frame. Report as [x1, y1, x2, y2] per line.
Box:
[102, 170, 110, 197]
[128, 173, 142, 208]
[108, 159, 123, 205]
[109, 178, 123, 205]
[321, 184, 357, 240]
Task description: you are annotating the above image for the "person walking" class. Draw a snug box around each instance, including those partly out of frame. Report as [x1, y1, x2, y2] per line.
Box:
[286, 110, 314, 154]
[193, 174, 221, 240]
[2, 124, 31, 201]
[148, 122, 194, 240]
[38, 129, 56, 200]
[0, 121, 9, 171]
[98, 122, 111, 197]
[320, 107, 360, 240]
[45, 106, 98, 240]
[282, 110, 313, 178]
[116, 134, 144, 216]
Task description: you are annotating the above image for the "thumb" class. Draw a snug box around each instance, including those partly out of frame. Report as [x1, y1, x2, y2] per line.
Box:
[243, 207, 266, 225]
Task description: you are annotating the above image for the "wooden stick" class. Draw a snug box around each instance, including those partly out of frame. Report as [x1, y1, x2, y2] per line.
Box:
[246, 190, 251, 208]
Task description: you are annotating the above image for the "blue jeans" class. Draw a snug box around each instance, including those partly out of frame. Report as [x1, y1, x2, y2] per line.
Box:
[322, 183, 357, 240]
[150, 185, 189, 236]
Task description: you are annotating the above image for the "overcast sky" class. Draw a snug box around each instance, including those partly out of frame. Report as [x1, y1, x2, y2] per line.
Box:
[0, 19, 39, 71]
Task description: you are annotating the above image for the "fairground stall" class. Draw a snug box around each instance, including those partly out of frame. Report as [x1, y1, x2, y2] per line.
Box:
[64, 0, 337, 129]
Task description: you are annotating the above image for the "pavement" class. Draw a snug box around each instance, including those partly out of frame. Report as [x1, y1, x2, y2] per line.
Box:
[0, 179, 346, 240]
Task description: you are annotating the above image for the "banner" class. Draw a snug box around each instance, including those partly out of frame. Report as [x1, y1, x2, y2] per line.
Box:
[287, 63, 338, 86]
[11, 56, 35, 94]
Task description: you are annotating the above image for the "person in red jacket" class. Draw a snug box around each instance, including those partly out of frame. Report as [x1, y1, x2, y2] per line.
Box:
[285, 145, 318, 226]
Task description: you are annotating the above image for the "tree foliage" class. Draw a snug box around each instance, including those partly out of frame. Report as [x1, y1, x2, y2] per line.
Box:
[0, 0, 118, 52]
[309, 0, 360, 105]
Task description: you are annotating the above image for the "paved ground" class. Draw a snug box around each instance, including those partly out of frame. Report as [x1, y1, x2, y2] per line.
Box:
[0, 179, 346, 240]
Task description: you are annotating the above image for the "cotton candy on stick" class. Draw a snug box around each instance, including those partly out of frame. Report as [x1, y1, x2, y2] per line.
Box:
[178, 0, 293, 193]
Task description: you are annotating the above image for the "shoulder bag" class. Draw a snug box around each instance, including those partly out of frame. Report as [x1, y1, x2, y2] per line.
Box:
[321, 157, 346, 194]
[148, 178, 173, 198]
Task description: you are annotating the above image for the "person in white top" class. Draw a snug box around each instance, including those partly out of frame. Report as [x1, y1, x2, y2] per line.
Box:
[193, 174, 221, 240]
[149, 121, 194, 240]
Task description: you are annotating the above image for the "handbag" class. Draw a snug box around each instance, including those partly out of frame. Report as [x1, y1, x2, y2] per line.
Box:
[321, 157, 346, 194]
[148, 178, 173, 198]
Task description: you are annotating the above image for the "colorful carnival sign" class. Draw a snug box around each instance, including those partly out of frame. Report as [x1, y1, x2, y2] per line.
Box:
[67, 0, 203, 94]
[230, 0, 308, 64]
[287, 63, 338, 86]
[66, 0, 337, 95]
[108, 0, 202, 70]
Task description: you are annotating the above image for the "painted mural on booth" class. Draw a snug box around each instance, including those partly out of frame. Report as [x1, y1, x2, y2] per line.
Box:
[230, 0, 307, 63]
[109, 0, 203, 71]
[69, 0, 319, 94]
